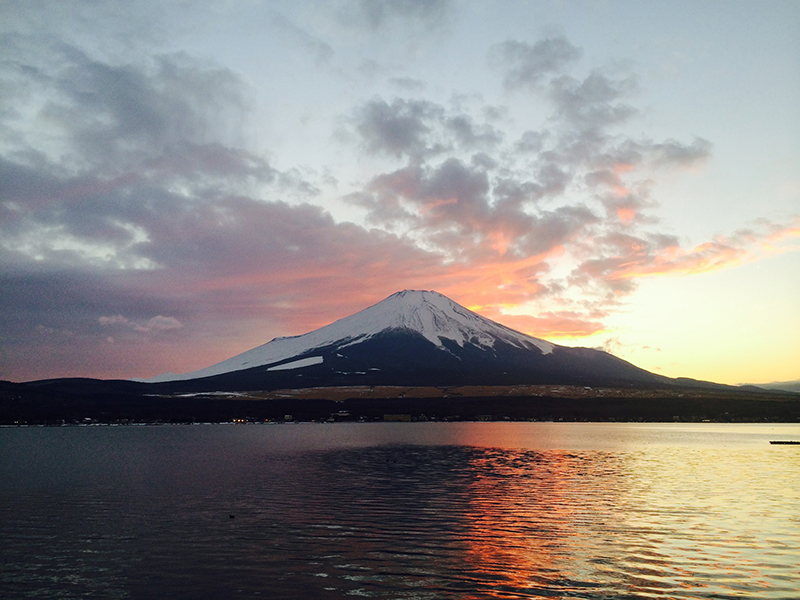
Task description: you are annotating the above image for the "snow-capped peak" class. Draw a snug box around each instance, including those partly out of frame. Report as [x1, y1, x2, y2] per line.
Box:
[140, 290, 553, 382]
[356, 290, 553, 354]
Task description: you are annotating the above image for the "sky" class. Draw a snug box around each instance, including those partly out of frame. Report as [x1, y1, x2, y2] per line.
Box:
[1, 0, 798, 385]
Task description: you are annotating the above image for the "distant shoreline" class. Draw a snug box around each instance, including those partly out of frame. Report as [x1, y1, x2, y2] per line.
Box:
[4, 419, 800, 428]
[3, 382, 799, 426]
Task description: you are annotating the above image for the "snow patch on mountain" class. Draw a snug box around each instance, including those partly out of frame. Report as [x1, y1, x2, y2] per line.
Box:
[267, 356, 323, 371]
[139, 290, 554, 382]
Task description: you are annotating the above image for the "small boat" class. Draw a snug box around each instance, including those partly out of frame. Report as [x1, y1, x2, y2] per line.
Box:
[769, 440, 800, 445]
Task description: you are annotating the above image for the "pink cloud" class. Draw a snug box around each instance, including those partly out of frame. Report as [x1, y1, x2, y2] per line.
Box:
[584, 219, 800, 283]
[479, 310, 608, 339]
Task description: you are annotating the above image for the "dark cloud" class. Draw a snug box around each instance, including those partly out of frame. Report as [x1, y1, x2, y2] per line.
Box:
[0, 143, 281, 271]
[651, 137, 713, 168]
[1, 36, 251, 176]
[470, 152, 497, 170]
[491, 36, 582, 89]
[0, 265, 190, 379]
[549, 71, 638, 132]
[354, 97, 505, 160]
[355, 98, 442, 158]
[445, 115, 503, 148]
[491, 178, 547, 207]
[351, 156, 599, 262]
[0, 189, 456, 380]
[584, 136, 711, 175]
[515, 130, 547, 153]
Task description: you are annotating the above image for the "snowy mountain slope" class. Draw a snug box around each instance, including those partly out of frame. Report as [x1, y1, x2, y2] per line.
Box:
[142, 290, 555, 383]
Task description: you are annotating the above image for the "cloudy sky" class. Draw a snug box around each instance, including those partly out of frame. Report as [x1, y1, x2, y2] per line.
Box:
[1, 0, 798, 385]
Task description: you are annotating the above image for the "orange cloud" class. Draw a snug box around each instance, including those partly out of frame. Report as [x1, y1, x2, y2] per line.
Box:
[766, 221, 800, 244]
[481, 311, 607, 339]
[616, 206, 636, 225]
[434, 248, 564, 309]
[613, 162, 636, 174]
[600, 220, 800, 282]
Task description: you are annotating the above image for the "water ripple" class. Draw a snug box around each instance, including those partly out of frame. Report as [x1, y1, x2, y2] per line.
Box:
[2, 423, 799, 599]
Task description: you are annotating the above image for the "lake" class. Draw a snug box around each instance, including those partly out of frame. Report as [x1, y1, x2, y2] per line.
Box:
[1, 422, 799, 599]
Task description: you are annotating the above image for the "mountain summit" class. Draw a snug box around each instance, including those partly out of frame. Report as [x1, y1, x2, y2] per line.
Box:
[142, 290, 665, 391]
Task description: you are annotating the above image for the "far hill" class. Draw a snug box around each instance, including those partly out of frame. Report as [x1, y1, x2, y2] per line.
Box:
[755, 380, 800, 393]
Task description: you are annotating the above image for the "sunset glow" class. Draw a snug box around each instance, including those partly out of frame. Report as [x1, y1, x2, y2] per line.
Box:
[1, 1, 798, 386]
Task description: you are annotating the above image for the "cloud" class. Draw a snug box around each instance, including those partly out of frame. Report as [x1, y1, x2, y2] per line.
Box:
[99, 314, 183, 333]
[0, 195, 458, 379]
[491, 36, 582, 89]
[482, 310, 608, 339]
[1, 36, 251, 175]
[271, 12, 335, 66]
[651, 137, 713, 169]
[350, 0, 452, 30]
[355, 98, 442, 158]
[0, 143, 281, 271]
[1, 22, 795, 382]
[389, 76, 426, 91]
[350, 154, 600, 263]
[0, 33, 390, 379]
[575, 219, 800, 287]
[514, 130, 547, 154]
[341, 38, 797, 349]
[353, 97, 503, 160]
[446, 115, 503, 148]
[549, 71, 638, 131]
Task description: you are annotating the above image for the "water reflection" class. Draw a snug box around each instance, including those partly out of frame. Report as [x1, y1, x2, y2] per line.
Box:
[233, 443, 798, 599]
[1, 424, 799, 599]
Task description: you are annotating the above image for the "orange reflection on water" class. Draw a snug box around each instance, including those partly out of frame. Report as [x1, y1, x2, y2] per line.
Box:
[456, 450, 629, 597]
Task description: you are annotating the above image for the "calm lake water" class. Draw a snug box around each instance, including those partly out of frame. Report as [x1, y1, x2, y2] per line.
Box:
[1, 422, 799, 599]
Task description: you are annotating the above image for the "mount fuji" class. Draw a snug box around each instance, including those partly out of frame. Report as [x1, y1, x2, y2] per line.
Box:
[141, 290, 667, 392]
[11, 289, 797, 425]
